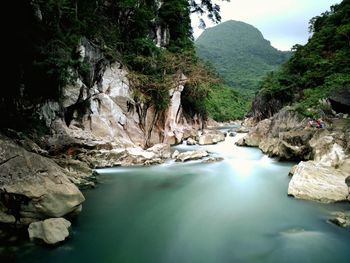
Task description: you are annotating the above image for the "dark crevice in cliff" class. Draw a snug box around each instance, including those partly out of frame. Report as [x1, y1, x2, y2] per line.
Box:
[64, 98, 92, 127]
[329, 99, 350, 114]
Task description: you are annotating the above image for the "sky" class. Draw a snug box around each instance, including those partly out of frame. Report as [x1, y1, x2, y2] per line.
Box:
[192, 0, 343, 51]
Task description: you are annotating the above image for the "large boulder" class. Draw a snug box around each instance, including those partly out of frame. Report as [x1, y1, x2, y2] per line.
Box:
[236, 118, 271, 147]
[0, 135, 85, 224]
[288, 161, 349, 203]
[198, 130, 225, 145]
[309, 129, 348, 167]
[259, 130, 314, 160]
[237, 109, 312, 159]
[175, 150, 209, 162]
[286, 127, 350, 203]
[28, 218, 71, 245]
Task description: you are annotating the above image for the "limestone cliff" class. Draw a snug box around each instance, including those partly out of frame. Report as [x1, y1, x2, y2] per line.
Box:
[0, 37, 204, 226]
[36, 38, 201, 152]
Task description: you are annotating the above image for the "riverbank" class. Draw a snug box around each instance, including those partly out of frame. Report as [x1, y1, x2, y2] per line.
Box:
[236, 108, 350, 204]
[4, 127, 350, 262]
[0, 125, 227, 245]
[1, 112, 349, 251]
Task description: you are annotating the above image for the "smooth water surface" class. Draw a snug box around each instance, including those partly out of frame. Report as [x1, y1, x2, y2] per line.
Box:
[8, 128, 350, 262]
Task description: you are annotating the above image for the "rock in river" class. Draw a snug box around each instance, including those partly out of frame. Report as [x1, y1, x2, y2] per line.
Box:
[175, 150, 209, 162]
[198, 130, 225, 145]
[328, 211, 350, 228]
[0, 135, 85, 224]
[288, 161, 349, 203]
[28, 218, 71, 245]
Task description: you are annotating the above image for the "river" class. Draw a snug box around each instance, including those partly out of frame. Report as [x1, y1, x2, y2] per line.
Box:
[5, 127, 350, 262]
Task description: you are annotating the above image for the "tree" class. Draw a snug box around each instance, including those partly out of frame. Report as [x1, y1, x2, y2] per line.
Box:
[252, 0, 350, 118]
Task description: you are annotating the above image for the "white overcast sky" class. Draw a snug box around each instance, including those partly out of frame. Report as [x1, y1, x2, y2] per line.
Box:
[192, 0, 342, 51]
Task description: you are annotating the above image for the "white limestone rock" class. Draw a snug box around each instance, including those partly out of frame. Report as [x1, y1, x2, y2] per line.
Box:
[198, 130, 225, 145]
[101, 64, 129, 94]
[175, 150, 209, 162]
[28, 218, 71, 245]
[288, 161, 349, 203]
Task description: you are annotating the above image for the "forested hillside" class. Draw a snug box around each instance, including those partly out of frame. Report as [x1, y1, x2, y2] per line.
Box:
[195, 20, 291, 94]
[252, 0, 350, 120]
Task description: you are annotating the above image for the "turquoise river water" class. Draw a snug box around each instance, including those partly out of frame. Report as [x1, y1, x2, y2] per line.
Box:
[3, 127, 350, 262]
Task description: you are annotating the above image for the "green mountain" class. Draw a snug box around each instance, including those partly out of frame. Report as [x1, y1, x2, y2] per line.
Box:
[195, 20, 291, 94]
[251, 0, 350, 120]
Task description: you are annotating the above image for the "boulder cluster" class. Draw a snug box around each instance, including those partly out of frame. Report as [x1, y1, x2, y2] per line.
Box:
[237, 108, 350, 205]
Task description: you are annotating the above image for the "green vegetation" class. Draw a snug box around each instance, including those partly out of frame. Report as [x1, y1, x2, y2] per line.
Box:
[7, 0, 224, 120]
[195, 20, 291, 95]
[205, 85, 249, 121]
[253, 0, 350, 119]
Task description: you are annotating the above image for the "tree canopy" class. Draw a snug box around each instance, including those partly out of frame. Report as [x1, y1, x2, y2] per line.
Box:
[6, 0, 226, 120]
[252, 0, 350, 120]
[195, 20, 291, 95]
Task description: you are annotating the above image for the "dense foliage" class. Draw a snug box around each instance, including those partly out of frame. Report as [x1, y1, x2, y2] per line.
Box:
[6, 0, 225, 121]
[195, 20, 291, 95]
[253, 0, 350, 119]
[205, 85, 249, 121]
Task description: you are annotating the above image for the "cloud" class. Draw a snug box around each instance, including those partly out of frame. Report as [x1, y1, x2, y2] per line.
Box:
[192, 0, 342, 50]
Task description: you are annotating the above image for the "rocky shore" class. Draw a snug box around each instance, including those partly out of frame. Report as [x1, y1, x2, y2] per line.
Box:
[0, 122, 226, 244]
[0, 37, 229, 244]
[236, 107, 350, 204]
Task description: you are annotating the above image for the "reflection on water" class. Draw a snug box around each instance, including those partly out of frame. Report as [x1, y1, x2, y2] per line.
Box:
[5, 126, 350, 262]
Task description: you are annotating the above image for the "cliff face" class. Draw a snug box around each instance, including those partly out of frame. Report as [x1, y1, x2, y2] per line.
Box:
[0, 37, 203, 226]
[4, 0, 201, 150]
[36, 38, 201, 152]
[0, 0, 217, 232]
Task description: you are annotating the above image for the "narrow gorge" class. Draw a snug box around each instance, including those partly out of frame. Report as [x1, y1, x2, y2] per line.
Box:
[1, 0, 350, 262]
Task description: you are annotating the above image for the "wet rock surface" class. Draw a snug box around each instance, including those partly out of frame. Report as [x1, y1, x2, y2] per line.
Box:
[175, 150, 209, 162]
[197, 130, 225, 145]
[28, 218, 71, 245]
[238, 107, 350, 203]
[288, 161, 349, 203]
[328, 211, 350, 228]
